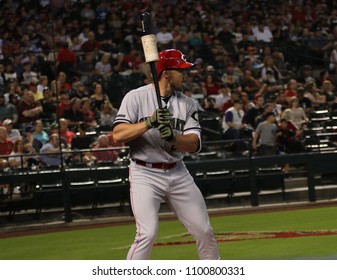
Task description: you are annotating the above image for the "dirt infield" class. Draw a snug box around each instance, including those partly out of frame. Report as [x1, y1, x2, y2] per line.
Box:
[154, 230, 337, 247]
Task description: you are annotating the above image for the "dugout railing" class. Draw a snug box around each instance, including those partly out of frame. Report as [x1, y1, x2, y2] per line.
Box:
[1, 146, 337, 223]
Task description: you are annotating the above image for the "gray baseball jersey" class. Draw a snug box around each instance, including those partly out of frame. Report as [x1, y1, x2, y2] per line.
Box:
[113, 84, 201, 162]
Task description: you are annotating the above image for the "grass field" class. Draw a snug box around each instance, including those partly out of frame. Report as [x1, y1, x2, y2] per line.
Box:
[1, 205, 337, 260]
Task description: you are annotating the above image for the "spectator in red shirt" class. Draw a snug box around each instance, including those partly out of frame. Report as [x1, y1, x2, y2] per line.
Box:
[51, 72, 71, 95]
[0, 126, 14, 169]
[80, 31, 100, 54]
[80, 97, 97, 128]
[284, 79, 299, 105]
[59, 118, 76, 147]
[202, 74, 221, 97]
[56, 41, 76, 77]
[91, 134, 118, 162]
[57, 90, 71, 117]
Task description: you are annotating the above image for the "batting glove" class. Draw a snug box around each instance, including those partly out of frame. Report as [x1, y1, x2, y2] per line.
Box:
[158, 124, 176, 142]
[145, 108, 172, 129]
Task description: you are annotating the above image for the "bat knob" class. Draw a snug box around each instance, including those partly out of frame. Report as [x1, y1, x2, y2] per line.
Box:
[140, 12, 152, 35]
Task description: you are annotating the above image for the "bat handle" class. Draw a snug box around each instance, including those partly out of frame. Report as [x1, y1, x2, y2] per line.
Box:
[150, 62, 162, 109]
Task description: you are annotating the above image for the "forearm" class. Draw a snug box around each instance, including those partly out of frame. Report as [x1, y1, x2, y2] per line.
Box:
[173, 133, 199, 153]
[112, 122, 148, 143]
[23, 107, 42, 117]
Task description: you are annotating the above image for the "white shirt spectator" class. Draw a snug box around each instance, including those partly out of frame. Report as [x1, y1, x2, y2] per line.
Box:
[253, 25, 273, 43]
[156, 27, 173, 45]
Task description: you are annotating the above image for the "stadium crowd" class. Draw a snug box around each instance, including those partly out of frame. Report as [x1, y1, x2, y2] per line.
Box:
[1, 0, 337, 175]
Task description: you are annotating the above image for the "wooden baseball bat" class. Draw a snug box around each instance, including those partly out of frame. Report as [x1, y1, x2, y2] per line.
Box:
[140, 12, 162, 109]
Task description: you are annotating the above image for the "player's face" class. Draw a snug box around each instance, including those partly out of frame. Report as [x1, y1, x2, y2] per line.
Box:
[167, 69, 187, 91]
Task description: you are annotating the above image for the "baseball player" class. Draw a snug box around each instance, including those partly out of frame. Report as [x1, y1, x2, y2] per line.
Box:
[112, 49, 220, 260]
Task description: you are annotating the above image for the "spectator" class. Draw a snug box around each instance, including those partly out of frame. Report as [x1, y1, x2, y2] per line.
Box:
[91, 134, 118, 162]
[329, 41, 337, 74]
[90, 82, 109, 117]
[75, 52, 96, 82]
[222, 90, 240, 114]
[242, 45, 263, 70]
[95, 22, 113, 46]
[241, 69, 262, 98]
[29, 81, 44, 102]
[156, 25, 173, 51]
[49, 121, 68, 149]
[95, 53, 112, 78]
[3, 81, 22, 106]
[80, 2, 95, 21]
[202, 73, 221, 97]
[221, 62, 242, 89]
[307, 26, 330, 68]
[303, 81, 326, 106]
[253, 21, 273, 44]
[297, 65, 316, 85]
[71, 122, 95, 150]
[217, 23, 237, 61]
[222, 99, 250, 155]
[0, 125, 14, 167]
[57, 89, 71, 118]
[40, 133, 61, 167]
[263, 69, 284, 102]
[8, 139, 39, 168]
[20, 62, 39, 86]
[80, 31, 100, 54]
[244, 95, 265, 129]
[59, 118, 76, 147]
[41, 87, 57, 122]
[3, 62, 18, 84]
[23, 124, 42, 153]
[80, 97, 97, 128]
[70, 81, 90, 99]
[56, 41, 76, 78]
[100, 100, 118, 130]
[261, 56, 283, 83]
[69, 35, 82, 54]
[8, 139, 27, 169]
[284, 79, 299, 105]
[320, 80, 336, 107]
[282, 97, 308, 129]
[37, 76, 49, 95]
[0, 63, 5, 92]
[0, 93, 18, 124]
[52, 72, 71, 93]
[276, 119, 304, 154]
[17, 90, 43, 127]
[3, 119, 21, 143]
[62, 97, 84, 130]
[255, 101, 277, 127]
[252, 111, 278, 156]
[33, 119, 49, 145]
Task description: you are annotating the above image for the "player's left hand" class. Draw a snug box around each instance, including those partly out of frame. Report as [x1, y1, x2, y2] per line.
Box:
[158, 124, 176, 142]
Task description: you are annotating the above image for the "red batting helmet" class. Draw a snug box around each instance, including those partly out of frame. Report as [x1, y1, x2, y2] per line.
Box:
[156, 49, 193, 76]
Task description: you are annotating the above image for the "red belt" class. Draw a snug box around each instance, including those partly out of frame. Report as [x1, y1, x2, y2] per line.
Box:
[135, 160, 177, 170]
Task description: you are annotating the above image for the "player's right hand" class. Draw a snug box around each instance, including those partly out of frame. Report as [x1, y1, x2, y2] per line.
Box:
[145, 108, 172, 129]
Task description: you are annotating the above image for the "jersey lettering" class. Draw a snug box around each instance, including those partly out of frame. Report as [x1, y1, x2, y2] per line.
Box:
[171, 118, 185, 131]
